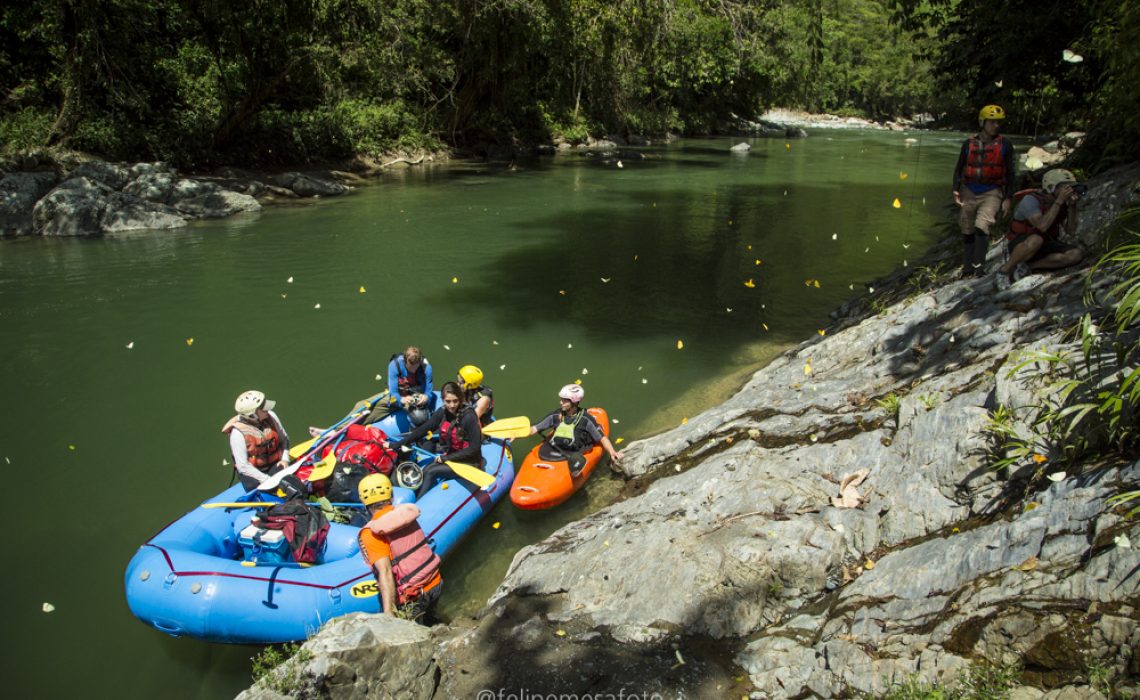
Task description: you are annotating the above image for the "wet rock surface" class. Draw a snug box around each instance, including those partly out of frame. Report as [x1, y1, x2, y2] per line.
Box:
[1, 153, 355, 238]
[241, 166, 1140, 699]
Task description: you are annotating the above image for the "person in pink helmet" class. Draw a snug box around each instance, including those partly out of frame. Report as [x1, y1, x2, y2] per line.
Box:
[528, 384, 622, 474]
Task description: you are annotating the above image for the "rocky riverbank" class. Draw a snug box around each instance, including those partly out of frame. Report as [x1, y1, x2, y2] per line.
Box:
[0, 149, 445, 238]
[238, 160, 1140, 699]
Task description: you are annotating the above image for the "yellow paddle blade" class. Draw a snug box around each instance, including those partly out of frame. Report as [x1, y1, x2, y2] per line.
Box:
[288, 436, 317, 459]
[446, 460, 497, 489]
[306, 453, 338, 482]
[481, 416, 531, 439]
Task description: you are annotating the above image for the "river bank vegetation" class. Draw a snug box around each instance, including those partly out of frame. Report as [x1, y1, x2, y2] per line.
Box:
[0, 1, 1135, 169]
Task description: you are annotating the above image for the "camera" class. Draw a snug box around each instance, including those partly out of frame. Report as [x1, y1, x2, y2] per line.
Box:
[1070, 183, 1089, 199]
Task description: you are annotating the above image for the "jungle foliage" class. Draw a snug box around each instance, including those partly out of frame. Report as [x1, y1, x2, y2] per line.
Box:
[0, 1, 1134, 168]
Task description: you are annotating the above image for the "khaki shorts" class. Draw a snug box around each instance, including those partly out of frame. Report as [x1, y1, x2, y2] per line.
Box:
[959, 187, 1004, 235]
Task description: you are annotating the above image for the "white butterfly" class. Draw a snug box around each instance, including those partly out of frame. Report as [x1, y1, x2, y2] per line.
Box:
[1062, 49, 1083, 63]
[287, 276, 294, 283]
[126, 341, 134, 349]
[601, 277, 611, 283]
[832, 233, 838, 240]
[994, 80, 1003, 88]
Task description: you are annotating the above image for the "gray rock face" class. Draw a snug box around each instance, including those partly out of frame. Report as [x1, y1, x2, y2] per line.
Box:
[289, 174, 348, 197]
[237, 158, 1140, 700]
[0, 171, 58, 236]
[32, 177, 112, 237]
[123, 172, 175, 203]
[68, 161, 131, 190]
[100, 193, 186, 232]
[236, 615, 438, 700]
[172, 189, 261, 218]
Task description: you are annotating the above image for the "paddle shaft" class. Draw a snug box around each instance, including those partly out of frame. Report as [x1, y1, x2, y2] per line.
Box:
[203, 501, 368, 509]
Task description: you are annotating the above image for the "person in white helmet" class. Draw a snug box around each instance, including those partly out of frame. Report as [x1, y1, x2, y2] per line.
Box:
[995, 168, 1084, 289]
[528, 384, 623, 473]
[221, 390, 291, 490]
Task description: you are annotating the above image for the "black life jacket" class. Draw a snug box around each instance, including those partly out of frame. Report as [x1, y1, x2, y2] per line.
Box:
[254, 499, 330, 564]
[545, 408, 596, 452]
[468, 385, 494, 426]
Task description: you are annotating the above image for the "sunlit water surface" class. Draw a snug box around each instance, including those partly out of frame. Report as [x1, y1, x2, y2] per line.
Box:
[0, 130, 965, 698]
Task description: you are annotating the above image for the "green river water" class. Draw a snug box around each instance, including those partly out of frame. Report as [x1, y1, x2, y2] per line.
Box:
[0, 130, 964, 698]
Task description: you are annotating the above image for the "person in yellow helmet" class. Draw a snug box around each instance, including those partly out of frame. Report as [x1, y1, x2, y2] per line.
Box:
[952, 104, 1017, 278]
[356, 474, 442, 621]
[457, 364, 494, 426]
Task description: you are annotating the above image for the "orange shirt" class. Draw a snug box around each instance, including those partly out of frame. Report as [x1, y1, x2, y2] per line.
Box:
[357, 505, 441, 595]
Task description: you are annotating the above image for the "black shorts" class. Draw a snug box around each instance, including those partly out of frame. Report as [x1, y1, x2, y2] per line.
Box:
[1007, 233, 1079, 262]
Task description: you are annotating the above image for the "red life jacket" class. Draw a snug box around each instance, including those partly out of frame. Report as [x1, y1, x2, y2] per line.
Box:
[367, 504, 441, 603]
[1007, 190, 1064, 241]
[229, 417, 283, 469]
[963, 135, 1007, 186]
[439, 408, 472, 454]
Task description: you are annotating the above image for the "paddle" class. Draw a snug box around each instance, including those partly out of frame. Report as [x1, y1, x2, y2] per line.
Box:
[239, 393, 389, 499]
[480, 416, 532, 439]
[401, 445, 496, 489]
[287, 390, 389, 460]
[202, 501, 367, 509]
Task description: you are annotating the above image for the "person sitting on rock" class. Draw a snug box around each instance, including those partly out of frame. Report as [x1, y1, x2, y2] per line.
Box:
[527, 384, 622, 475]
[387, 345, 433, 426]
[221, 390, 291, 490]
[995, 168, 1084, 289]
[356, 474, 442, 622]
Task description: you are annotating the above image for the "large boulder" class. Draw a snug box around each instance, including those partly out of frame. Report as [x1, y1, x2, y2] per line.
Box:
[0, 171, 58, 236]
[68, 161, 131, 190]
[31, 177, 112, 237]
[236, 614, 438, 700]
[289, 174, 348, 198]
[172, 189, 261, 218]
[100, 193, 187, 232]
[122, 172, 176, 203]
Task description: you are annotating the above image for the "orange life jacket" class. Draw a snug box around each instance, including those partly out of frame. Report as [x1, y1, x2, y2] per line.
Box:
[963, 135, 1007, 186]
[230, 417, 284, 469]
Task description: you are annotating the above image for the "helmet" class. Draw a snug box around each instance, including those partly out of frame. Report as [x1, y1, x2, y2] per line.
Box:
[359, 473, 393, 505]
[234, 390, 273, 418]
[558, 384, 584, 404]
[458, 365, 484, 390]
[1042, 168, 1077, 194]
[978, 104, 1005, 125]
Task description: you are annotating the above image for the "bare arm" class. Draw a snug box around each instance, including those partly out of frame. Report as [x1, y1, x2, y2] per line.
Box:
[374, 557, 398, 615]
[1027, 185, 1075, 234]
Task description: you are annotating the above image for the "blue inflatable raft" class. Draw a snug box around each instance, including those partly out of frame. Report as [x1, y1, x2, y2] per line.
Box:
[124, 414, 513, 644]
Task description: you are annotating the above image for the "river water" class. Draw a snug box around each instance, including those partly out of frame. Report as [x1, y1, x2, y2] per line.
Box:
[0, 130, 963, 698]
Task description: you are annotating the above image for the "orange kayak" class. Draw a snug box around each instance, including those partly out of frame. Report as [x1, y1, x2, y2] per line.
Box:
[510, 407, 610, 510]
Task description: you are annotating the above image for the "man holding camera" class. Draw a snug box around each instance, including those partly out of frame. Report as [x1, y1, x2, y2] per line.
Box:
[996, 168, 1084, 289]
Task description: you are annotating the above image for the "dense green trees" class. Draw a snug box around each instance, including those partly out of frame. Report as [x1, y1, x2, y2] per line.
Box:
[0, 1, 1132, 168]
